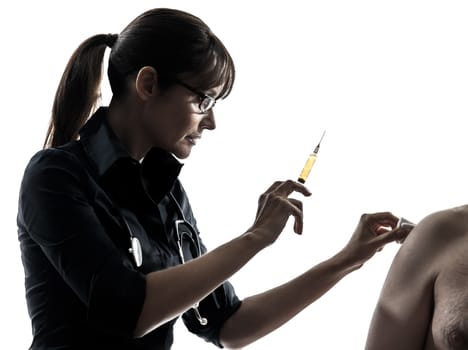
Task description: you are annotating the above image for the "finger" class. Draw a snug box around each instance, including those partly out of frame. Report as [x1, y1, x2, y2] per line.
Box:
[288, 198, 303, 210]
[395, 226, 413, 243]
[263, 181, 283, 195]
[374, 227, 409, 246]
[277, 197, 304, 234]
[365, 212, 399, 229]
[275, 179, 312, 197]
[364, 211, 398, 221]
[374, 225, 392, 235]
[257, 181, 284, 217]
[289, 198, 304, 234]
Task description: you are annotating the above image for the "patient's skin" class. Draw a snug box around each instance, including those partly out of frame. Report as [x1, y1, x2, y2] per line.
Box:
[365, 205, 468, 350]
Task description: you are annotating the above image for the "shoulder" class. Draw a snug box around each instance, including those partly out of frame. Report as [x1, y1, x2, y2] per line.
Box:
[20, 144, 89, 192]
[24, 143, 87, 175]
[396, 205, 468, 272]
[410, 206, 468, 244]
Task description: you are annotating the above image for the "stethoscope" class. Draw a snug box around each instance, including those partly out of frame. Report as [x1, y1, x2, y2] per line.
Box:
[120, 193, 208, 326]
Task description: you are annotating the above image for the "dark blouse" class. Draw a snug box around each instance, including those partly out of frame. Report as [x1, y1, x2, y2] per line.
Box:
[17, 108, 241, 349]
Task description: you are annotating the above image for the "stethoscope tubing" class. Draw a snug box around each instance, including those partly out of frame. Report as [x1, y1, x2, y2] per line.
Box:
[119, 192, 208, 325]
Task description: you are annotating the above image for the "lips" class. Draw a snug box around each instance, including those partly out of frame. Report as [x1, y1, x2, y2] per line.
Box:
[186, 134, 201, 145]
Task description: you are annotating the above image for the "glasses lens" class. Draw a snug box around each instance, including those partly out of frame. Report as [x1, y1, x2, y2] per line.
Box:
[200, 96, 216, 113]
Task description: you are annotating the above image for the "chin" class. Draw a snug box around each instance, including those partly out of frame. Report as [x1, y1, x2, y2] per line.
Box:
[173, 148, 192, 160]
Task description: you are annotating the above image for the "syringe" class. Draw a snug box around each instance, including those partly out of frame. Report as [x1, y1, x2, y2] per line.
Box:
[297, 130, 326, 184]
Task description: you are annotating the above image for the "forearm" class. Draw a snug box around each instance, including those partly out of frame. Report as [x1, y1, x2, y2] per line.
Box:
[134, 231, 266, 337]
[220, 249, 359, 349]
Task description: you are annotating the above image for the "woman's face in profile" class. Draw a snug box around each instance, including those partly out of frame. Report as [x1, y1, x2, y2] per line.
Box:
[141, 81, 221, 159]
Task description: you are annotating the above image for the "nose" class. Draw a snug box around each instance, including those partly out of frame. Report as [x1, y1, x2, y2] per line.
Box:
[201, 110, 216, 131]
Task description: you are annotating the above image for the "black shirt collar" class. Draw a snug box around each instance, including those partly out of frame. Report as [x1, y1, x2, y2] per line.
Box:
[79, 107, 183, 202]
[79, 107, 130, 176]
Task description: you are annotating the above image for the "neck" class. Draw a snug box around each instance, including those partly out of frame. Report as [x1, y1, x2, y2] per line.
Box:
[107, 97, 151, 160]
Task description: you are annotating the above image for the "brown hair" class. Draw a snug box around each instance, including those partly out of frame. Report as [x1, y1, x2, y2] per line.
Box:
[44, 8, 235, 148]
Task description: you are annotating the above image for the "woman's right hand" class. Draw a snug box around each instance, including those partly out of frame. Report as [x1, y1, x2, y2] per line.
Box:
[338, 212, 412, 271]
[248, 180, 312, 246]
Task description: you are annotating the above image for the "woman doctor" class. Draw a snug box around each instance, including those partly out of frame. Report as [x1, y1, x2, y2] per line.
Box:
[17, 7, 408, 350]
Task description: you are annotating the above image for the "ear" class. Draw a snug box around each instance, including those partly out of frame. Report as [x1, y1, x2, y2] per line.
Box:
[134, 66, 160, 101]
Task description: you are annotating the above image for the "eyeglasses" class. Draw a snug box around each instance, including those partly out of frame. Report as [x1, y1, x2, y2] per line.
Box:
[174, 219, 208, 326]
[174, 80, 217, 114]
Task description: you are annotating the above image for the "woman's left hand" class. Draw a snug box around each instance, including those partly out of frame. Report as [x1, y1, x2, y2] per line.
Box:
[339, 212, 412, 270]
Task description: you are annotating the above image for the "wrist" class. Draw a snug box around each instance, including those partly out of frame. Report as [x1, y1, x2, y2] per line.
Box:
[241, 228, 272, 251]
[330, 248, 365, 275]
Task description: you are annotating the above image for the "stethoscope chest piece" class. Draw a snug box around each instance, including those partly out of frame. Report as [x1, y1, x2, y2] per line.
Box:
[129, 237, 143, 267]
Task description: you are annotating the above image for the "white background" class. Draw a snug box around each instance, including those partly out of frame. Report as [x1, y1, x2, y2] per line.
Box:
[2, 1, 468, 349]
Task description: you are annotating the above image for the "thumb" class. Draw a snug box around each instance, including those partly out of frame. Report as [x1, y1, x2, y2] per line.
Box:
[374, 228, 405, 246]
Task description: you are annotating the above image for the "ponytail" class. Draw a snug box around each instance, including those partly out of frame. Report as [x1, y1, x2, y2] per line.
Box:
[44, 33, 117, 148]
[44, 8, 236, 148]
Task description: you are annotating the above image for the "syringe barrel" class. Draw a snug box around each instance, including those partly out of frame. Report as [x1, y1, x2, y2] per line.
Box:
[297, 153, 318, 183]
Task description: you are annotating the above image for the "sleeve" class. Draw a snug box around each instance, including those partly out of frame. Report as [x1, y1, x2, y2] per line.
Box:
[18, 149, 147, 337]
